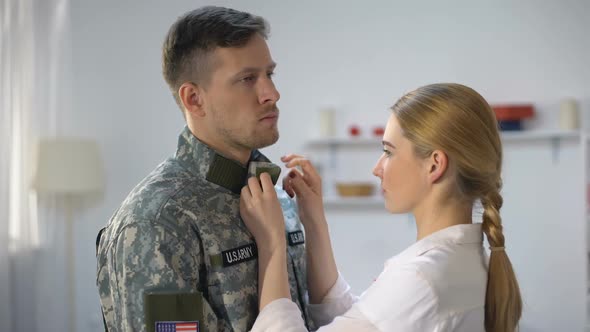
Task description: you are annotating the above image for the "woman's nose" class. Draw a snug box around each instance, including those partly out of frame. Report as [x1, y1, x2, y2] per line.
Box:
[372, 158, 383, 178]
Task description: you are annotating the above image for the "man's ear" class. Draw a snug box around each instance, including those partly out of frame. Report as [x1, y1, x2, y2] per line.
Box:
[178, 82, 205, 117]
[427, 149, 448, 184]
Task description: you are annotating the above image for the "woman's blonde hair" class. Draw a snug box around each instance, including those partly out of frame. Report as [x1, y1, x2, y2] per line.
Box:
[391, 83, 522, 332]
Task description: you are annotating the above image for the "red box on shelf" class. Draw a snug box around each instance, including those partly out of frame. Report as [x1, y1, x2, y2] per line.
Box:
[492, 104, 535, 121]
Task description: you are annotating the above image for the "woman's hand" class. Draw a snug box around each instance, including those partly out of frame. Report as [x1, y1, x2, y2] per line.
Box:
[240, 173, 286, 251]
[240, 173, 291, 311]
[281, 154, 327, 227]
[282, 154, 338, 304]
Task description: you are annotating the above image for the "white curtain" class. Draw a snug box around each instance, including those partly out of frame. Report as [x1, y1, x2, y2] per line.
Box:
[1, 0, 71, 331]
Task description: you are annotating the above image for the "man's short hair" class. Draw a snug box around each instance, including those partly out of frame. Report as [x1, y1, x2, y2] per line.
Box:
[162, 6, 269, 111]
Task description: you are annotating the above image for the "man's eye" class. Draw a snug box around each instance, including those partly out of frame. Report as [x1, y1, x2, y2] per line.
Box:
[267, 71, 275, 78]
[241, 76, 255, 83]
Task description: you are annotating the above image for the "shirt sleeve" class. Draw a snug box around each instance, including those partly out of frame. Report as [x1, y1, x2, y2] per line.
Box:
[308, 273, 358, 326]
[250, 298, 308, 332]
[250, 295, 378, 332]
[250, 265, 439, 332]
[251, 273, 378, 332]
[105, 222, 202, 331]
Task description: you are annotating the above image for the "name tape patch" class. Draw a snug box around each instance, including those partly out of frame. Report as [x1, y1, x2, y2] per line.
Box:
[288, 231, 305, 246]
[221, 243, 258, 267]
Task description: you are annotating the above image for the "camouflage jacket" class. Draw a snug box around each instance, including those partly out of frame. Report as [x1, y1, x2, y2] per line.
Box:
[96, 127, 312, 331]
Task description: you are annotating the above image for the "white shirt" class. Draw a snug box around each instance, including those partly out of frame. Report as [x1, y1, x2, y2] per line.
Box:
[251, 223, 488, 332]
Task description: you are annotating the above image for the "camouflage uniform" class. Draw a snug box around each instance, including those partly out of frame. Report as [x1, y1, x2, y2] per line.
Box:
[96, 126, 313, 331]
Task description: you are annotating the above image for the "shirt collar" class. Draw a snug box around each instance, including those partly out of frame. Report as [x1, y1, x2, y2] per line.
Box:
[389, 223, 483, 266]
[174, 126, 271, 194]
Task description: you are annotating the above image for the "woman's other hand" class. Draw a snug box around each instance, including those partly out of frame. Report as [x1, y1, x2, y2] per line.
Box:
[281, 154, 326, 227]
[240, 173, 286, 251]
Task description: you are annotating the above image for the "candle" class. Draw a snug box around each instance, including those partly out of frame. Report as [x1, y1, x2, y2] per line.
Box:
[559, 98, 579, 130]
[318, 108, 336, 137]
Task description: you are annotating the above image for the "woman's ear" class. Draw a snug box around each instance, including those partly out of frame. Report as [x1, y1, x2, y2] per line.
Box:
[427, 149, 448, 184]
[178, 82, 206, 117]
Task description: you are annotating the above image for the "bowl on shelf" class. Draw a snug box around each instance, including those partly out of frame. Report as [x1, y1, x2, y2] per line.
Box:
[335, 182, 375, 197]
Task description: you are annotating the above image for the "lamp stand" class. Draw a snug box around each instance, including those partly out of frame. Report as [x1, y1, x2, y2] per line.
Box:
[65, 195, 76, 332]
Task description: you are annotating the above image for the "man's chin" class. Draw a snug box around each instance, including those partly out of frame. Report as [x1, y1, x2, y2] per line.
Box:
[252, 131, 279, 150]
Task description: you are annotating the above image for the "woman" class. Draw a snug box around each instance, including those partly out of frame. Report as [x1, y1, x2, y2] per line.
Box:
[240, 83, 522, 332]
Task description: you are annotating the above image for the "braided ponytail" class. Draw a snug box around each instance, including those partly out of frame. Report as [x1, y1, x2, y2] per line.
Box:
[481, 189, 522, 332]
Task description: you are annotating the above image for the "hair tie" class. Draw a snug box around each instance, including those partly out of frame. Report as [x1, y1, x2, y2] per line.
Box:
[490, 246, 505, 252]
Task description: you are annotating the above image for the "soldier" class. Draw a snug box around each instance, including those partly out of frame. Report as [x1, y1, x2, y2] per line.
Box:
[96, 6, 312, 332]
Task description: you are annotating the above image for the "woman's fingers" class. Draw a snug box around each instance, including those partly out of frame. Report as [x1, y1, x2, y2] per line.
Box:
[239, 186, 252, 220]
[289, 171, 313, 197]
[285, 158, 316, 176]
[285, 158, 320, 188]
[282, 175, 295, 198]
[282, 154, 318, 178]
[259, 172, 276, 194]
[247, 175, 263, 196]
[241, 183, 252, 201]
[280, 154, 304, 163]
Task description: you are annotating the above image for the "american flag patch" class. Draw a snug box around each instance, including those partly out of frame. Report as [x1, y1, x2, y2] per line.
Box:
[155, 321, 199, 332]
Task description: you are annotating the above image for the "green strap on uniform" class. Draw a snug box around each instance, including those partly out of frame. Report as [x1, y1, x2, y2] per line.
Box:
[206, 153, 282, 194]
[206, 154, 247, 195]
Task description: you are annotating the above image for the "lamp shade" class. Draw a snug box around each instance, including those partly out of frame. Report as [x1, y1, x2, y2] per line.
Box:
[33, 138, 104, 194]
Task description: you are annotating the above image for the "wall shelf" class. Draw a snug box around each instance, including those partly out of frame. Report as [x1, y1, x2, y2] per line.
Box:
[499, 130, 582, 163]
[306, 131, 586, 165]
[305, 137, 381, 147]
[500, 130, 581, 142]
[324, 196, 384, 208]
[306, 130, 583, 148]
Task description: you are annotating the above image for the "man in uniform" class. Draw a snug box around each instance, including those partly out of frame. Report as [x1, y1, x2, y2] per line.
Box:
[96, 6, 312, 331]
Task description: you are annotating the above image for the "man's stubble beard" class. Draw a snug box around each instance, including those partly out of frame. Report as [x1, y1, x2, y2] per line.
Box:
[215, 106, 280, 152]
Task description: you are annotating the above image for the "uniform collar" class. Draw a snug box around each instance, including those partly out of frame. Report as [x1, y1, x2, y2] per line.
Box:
[174, 126, 271, 194]
[389, 223, 483, 266]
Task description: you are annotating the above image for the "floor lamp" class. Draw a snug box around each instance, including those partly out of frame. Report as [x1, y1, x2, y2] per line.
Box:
[32, 138, 104, 332]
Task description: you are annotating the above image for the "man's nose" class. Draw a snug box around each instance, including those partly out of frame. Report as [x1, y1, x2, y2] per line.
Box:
[258, 79, 280, 105]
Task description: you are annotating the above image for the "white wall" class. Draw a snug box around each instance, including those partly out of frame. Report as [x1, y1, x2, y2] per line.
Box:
[65, 1, 590, 331]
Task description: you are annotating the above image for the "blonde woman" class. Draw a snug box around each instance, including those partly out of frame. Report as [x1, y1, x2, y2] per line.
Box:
[240, 83, 522, 332]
